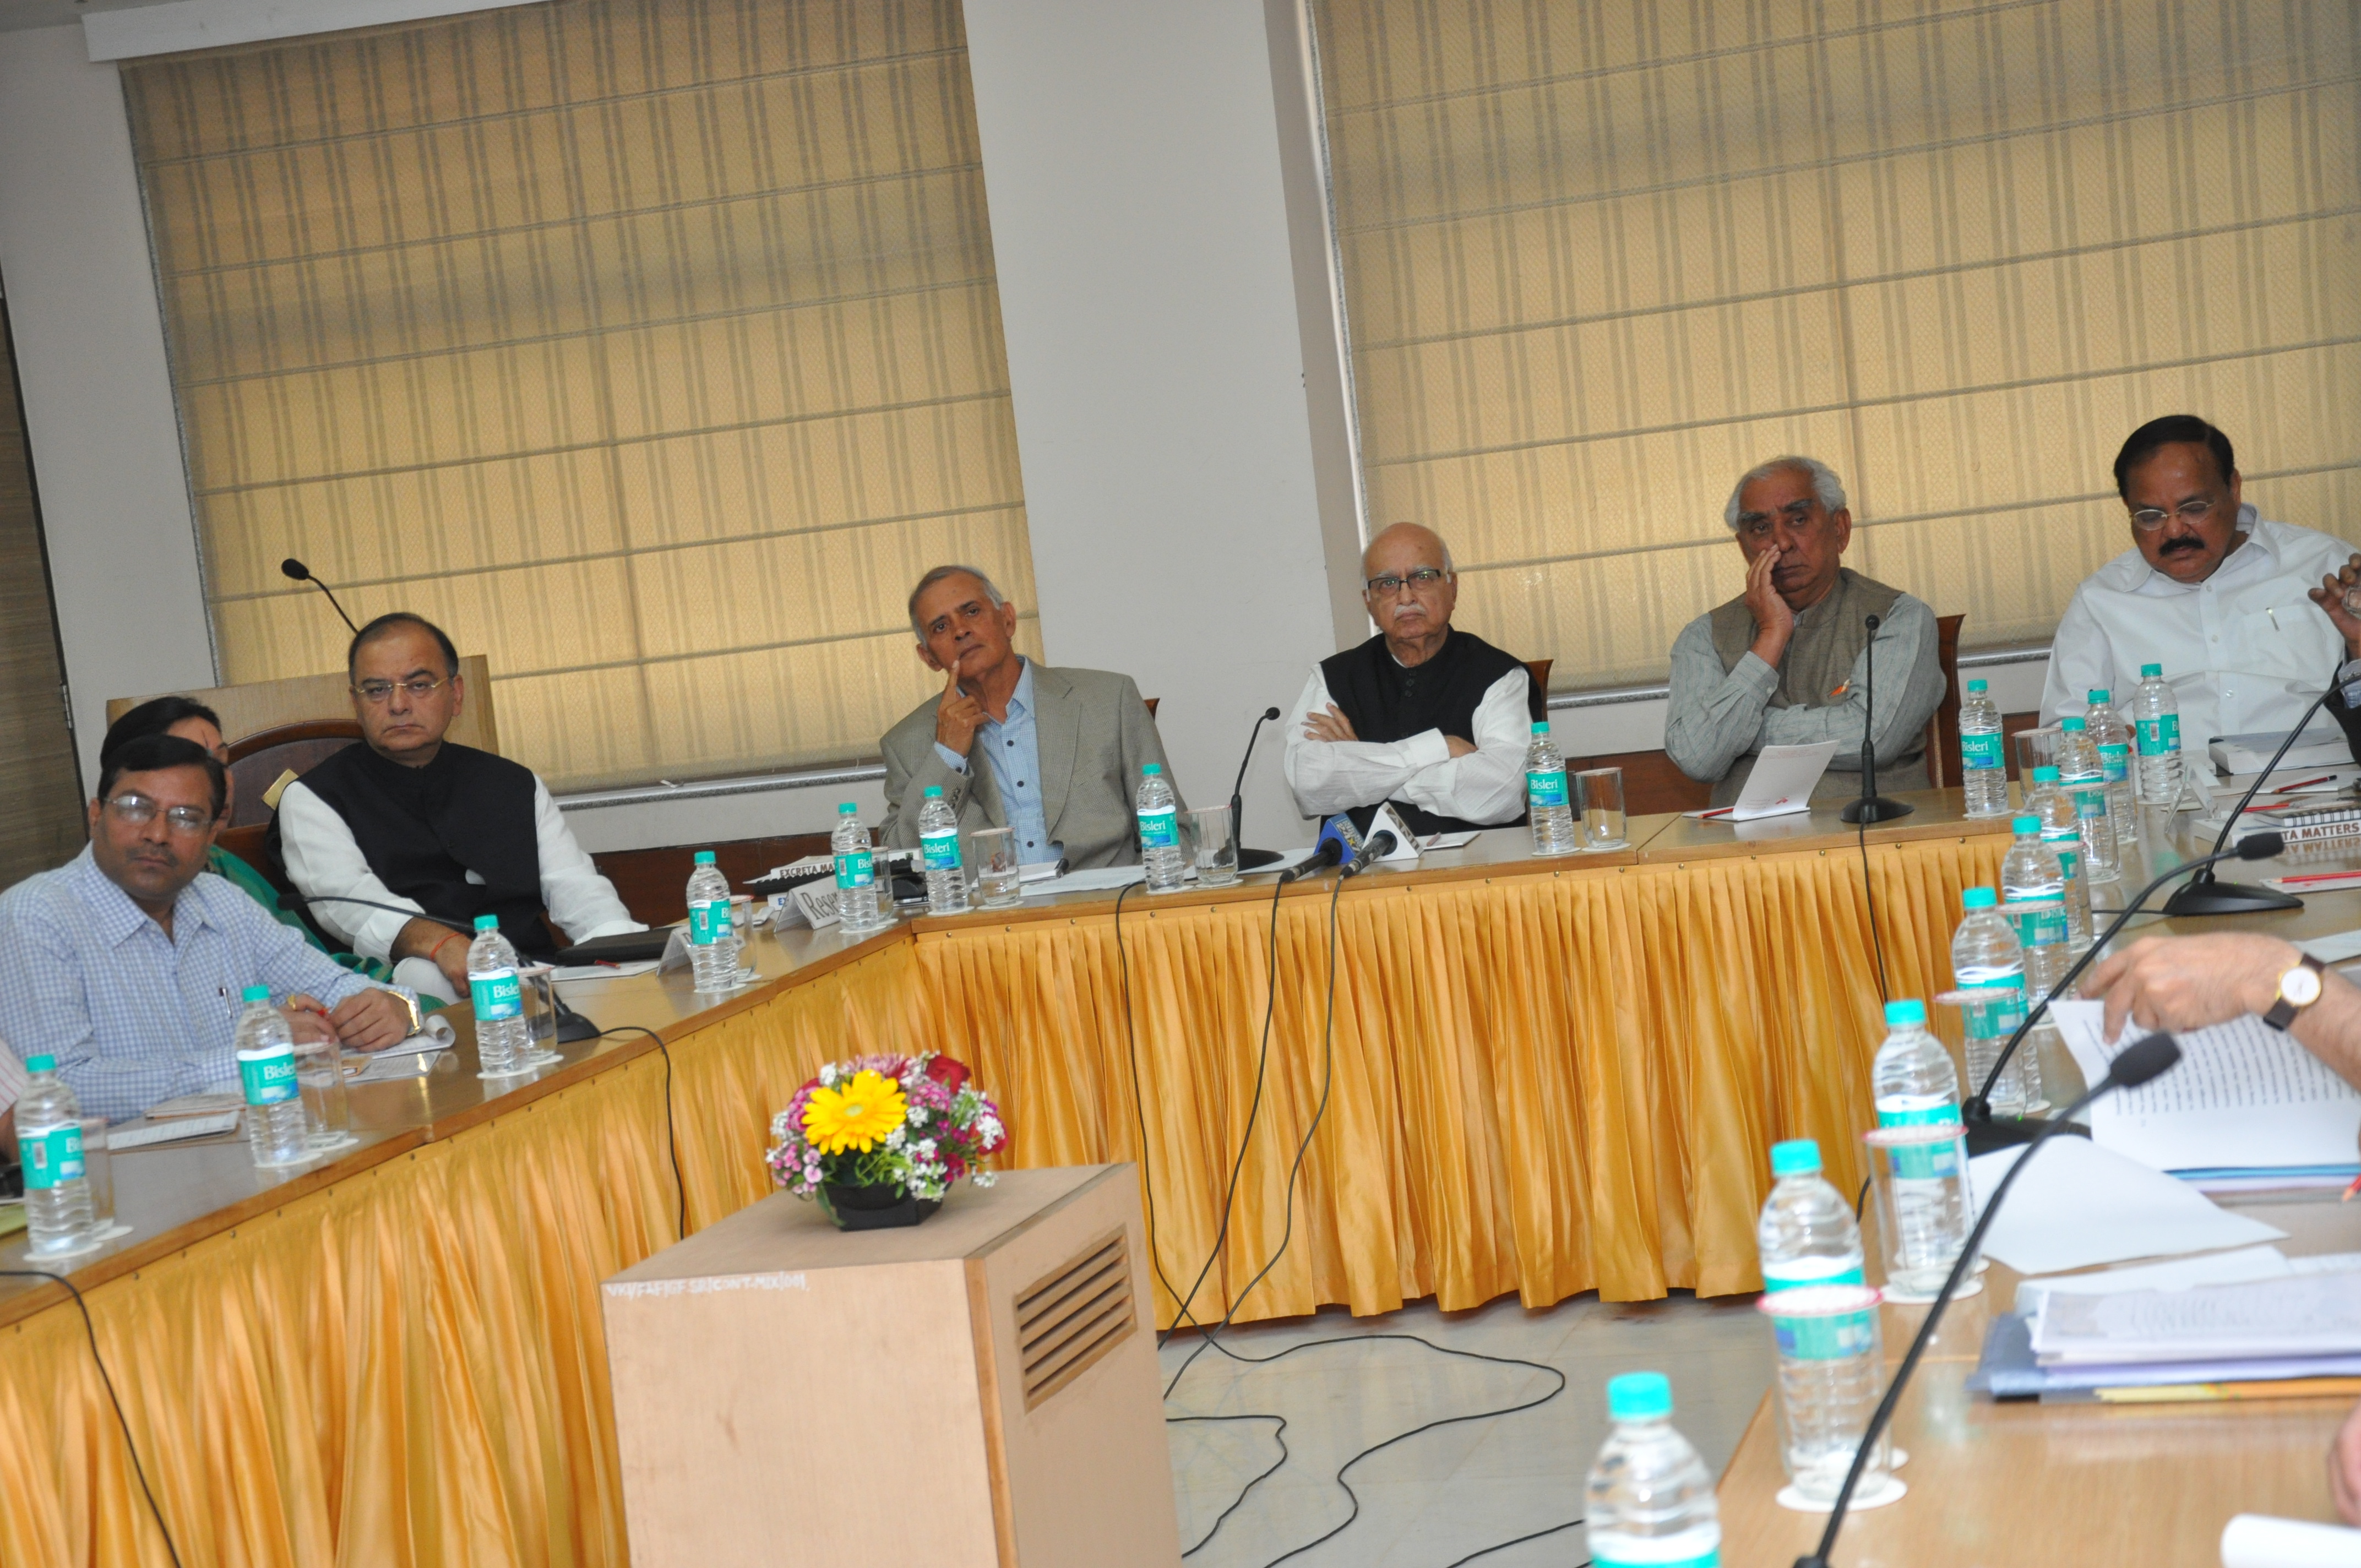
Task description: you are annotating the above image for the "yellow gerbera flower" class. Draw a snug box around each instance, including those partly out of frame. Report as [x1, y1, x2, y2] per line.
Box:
[802, 1070, 908, 1155]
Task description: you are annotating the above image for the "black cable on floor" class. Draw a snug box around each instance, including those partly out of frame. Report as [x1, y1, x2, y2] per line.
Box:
[596, 1024, 688, 1239]
[1441, 1516, 1587, 1567]
[1857, 815, 1891, 1003]
[1112, 878, 1198, 1330]
[0, 1267, 183, 1568]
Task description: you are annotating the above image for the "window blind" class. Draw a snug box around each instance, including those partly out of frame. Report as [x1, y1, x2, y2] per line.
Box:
[123, 0, 1035, 791]
[1310, 0, 2361, 690]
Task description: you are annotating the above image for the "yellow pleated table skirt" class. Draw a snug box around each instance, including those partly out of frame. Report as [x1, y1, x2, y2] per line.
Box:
[0, 832, 2001, 1566]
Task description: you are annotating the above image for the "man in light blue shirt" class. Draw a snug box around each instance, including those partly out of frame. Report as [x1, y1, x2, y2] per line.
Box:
[0, 735, 416, 1123]
[933, 657, 1058, 864]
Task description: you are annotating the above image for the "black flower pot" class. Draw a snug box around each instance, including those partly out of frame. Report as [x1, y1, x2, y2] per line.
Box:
[817, 1181, 942, 1231]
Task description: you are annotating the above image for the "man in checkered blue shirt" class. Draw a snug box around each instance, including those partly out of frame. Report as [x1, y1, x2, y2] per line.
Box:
[0, 734, 416, 1125]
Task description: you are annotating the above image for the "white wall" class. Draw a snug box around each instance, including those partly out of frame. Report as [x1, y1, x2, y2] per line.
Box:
[0, 23, 214, 791]
[961, 0, 1360, 852]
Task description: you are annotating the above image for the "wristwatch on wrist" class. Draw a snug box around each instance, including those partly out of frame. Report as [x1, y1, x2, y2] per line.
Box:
[2262, 952, 2327, 1031]
[394, 989, 423, 1038]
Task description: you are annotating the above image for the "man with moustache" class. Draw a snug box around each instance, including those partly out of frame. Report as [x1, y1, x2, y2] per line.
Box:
[1666, 456, 1945, 805]
[2043, 416, 2359, 766]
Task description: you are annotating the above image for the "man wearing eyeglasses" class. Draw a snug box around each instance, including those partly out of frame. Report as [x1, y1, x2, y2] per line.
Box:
[0, 734, 417, 1123]
[2042, 416, 2359, 764]
[1282, 522, 1543, 835]
[274, 613, 643, 999]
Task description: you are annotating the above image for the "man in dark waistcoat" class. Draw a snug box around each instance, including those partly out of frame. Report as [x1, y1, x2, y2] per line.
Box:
[1282, 522, 1544, 836]
[1664, 456, 1945, 807]
[272, 613, 643, 996]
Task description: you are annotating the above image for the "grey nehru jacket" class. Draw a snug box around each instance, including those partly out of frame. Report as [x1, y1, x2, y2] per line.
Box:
[1664, 568, 1947, 807]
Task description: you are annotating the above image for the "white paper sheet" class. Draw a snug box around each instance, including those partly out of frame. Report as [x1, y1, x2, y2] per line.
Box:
[1678, 741, 1842, 820]
[2050, 1001, 2361, 1171]
[1022, 865, 1149, 897]
[2222, 1515, 2361, 1568]
[2012, 1244, 2293, 1315]
[552, 960, 659, 982]
[2033, 1266, 2361, 1361]
[2297, 928, 2361, 966]
[1967, 1137, 2287, 1276]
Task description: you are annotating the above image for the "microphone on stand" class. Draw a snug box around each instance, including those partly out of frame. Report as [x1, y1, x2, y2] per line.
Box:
[1963, 830, 2283, 1154]
[281, 558, 361, 635]
[283, 891, 600, 1043]
[1794, 1031, 2185, 1568]
[2158, 685, 2332, 916]
[1231, 705, 1285, 872]
[1841, 613, 1912, 824]
[1277, 814, 1362, 884]
[1341, 830, 1398, 879]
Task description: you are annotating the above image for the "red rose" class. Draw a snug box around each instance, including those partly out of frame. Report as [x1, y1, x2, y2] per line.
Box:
[925, 1055, 972, 1093]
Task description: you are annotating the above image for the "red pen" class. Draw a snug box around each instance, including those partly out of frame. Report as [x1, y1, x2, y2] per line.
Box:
[1699, 807, 1734, 820]
[2271, 775, 2336, 793]
[2343, 1173, 2361, 1202]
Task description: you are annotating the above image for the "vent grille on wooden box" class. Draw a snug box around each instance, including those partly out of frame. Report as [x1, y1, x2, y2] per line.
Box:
[1016, 1229, 1136, 1409]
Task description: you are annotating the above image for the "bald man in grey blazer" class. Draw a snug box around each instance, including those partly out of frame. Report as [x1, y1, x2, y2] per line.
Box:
[878, 566, 1182, 870]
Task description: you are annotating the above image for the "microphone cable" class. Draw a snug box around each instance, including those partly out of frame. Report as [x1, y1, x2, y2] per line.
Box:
[1856, 810, 1891, 1004]
[595, 1024, 690, 1242]
[0, 1267, 184, 1568]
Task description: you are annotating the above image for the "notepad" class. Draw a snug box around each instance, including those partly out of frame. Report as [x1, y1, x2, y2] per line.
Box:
[1683, 741, 1842, 821]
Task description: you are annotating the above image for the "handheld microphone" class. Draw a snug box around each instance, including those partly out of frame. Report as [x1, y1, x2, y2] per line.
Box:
[1840, 612, 1912, 824]
[1964, 830, 2282, 1152]
[283, 891, 599, 1043]
[281, 558, 362, 635]
[1794, 1031, 2184, 1568]
[1342, 830, 1397, 878]
[2158, 685, 2331, 916]
[1231, 705, 1286, 872]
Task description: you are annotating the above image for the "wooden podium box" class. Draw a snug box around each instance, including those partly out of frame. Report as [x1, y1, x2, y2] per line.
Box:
[601, 1165, 1181, 1567]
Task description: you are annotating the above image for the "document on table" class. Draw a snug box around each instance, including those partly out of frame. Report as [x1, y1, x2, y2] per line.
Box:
[1967, 1136, 2285, 1276]
[1022, 865, 1147, 896]
[2050, 1001, 2361, 1172]
[1680, 741, 1841, 820]
[2032, 1265, 2361, 1363]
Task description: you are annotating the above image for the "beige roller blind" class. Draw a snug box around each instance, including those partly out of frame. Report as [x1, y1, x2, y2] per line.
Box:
[123, 0, 1035, 792]
[1311, 0, 2361, 690]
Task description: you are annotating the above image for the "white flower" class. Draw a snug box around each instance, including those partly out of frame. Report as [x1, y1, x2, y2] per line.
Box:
[971, 1171, 997, 1188]
[819, 1064, 839, 1086]
[885, 1126, 906, 1150]
[909, 1107, 929, 1127]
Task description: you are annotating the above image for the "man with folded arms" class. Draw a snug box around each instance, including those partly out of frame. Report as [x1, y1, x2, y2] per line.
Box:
[0, 735, 416, 1123]
[880, 566, 1178, 870]
[1666, 456, 1944, 805]
[1282, 522, 1541, 836]
[275, 613, 643, 999]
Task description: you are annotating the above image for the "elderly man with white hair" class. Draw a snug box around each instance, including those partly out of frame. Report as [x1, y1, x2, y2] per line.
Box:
[1664, 456, 1945, 805]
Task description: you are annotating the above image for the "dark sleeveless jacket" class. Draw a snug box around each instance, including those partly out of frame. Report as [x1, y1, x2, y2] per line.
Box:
[1319, 629, 1544, 835]
[270, 741, 554, 958]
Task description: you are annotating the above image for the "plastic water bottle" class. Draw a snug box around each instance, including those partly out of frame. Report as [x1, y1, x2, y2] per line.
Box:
[1759, 1283, 1891, 1504]
[1585, 1372, 1721, 1568]
[832, 803, 889, 934]
[15, 1054, 94, 1255]
[235, 987, 311, 1167]
[1137, 764, 1187, 892]
[2024, 766, 2092, 948]
[1998, 814, 2067, 1112]
[2133, 662, 2184, 807]
[467, 916, 533, 1076]
[2054, 716, 2119, 880]
[918, 786, 970, 914]
[1526, 721, 1578, 856]
[1756, 1139, 1863, 1293]
[1868, 1000, 1972, 1293]
[1871, 998, 1959, 1128]
[685, 849, 738, 991]
[1952, 888, 2032, 1116]
[1957, 679, 2008, 816]
[2086, 690, 2137, 839]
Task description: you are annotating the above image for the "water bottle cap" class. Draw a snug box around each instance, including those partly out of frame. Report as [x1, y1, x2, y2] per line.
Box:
[2033, 765, 2061, 783]
[241, 984, 270, 1003]
[923, 786, 944, 799]
[2141, 662, 2163, 678]
[838, 802, 859, 814]
[2088, 689, 2112, 704]
[1606, 1371, 1673, 1422]
[1530, 721, 1549, 736]
[474, 914, 499, 932]
[1966, 679, 1987, 693]
[23, 1054, 53, 1074]
[2060, 715, 2085, 732]
[1883, 998, 1927, 1027]
[694, 850, 716, 864]
[1962, 885, 1999, 910]
[1769, 1138, 1821, 1177]
[2011, 814, 2040, 834]
[1142, 763, 1162, 776]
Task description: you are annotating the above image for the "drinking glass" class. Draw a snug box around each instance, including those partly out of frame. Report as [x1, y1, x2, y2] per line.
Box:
[1575, 767, 1628, 850]
[971, 826, 1022, 908]
[77, 1117, 115, 1232]
[1182, 806, 1239, 886]
[1862, 1123, 1975, 1299]
[2014, 724, 2060, 781]
[294, 1041, 357, 1153]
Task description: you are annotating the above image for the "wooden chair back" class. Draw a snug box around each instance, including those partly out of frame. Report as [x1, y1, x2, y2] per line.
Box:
[107, 655, 501, 760]
[1921, 614, 1966, 789]
[1144, 697, 1159, 718]
[224, 720, 364, 829]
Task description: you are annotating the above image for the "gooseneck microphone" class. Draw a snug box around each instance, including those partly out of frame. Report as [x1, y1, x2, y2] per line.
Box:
[1840, 612, 1912, 824]
[2159, 685, 2331, 916]
[1231, 705, 1286, 872]
[1342, 830, 1397, 878]
[283, 891, 599, 1043]
[1276, 836, 1344, 885]
[1794, 1031, 2185, 1568]
[280, 557, 361, 635]
[1963, 830, 2283, 1153]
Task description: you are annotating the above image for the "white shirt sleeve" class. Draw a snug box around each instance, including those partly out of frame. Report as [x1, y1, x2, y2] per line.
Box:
[276, 779, 422, 962]
[2040, 590, 2114, 727]
[1392, 667, 1532, 825]
[533, 781, 645, 943]
[1280, 661, 1531, 825]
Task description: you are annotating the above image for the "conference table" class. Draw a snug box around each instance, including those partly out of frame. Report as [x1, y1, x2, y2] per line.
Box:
[0, 784, 2349, 1565]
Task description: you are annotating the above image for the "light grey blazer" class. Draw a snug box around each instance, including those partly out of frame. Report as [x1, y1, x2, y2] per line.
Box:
[877, 662, 1183, 870]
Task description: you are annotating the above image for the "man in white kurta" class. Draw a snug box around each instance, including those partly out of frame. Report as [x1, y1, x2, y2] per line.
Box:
[2042, 417, 2359, 763]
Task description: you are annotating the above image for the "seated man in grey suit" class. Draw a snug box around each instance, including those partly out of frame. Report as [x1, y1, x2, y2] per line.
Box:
[879, 565, 1180, 869]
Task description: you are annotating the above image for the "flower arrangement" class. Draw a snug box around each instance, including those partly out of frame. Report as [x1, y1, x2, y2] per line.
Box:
[766, 1053, 1007, 1217]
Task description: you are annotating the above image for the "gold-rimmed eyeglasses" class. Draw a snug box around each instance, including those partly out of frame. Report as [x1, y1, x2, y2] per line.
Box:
[2129, 497, 2221, 532]
[104, 793, 215, 835]
[352, 676, 450, 704]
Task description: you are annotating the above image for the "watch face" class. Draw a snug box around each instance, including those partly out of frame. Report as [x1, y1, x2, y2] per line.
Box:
[2284, 966, 2325, 1008]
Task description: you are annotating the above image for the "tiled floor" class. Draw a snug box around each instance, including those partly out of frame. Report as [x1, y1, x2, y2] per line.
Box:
[1160, 1290, 1773, 1568]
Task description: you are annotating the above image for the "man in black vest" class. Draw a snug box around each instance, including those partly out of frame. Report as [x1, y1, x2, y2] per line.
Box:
[273, 614, 643, 997]
[1282, 522, 1543, 836]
